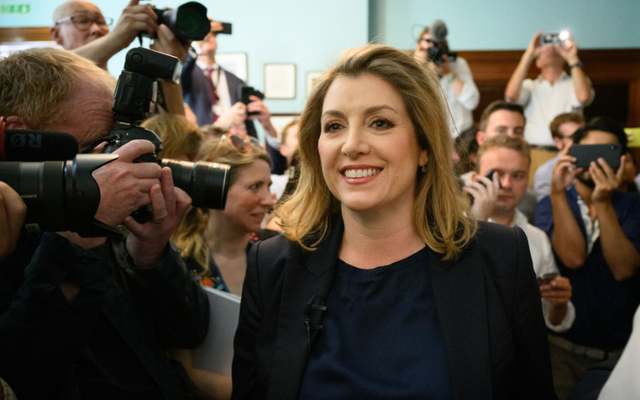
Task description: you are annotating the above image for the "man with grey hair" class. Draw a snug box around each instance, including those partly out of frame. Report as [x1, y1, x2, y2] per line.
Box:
[0, 47, 208, 399]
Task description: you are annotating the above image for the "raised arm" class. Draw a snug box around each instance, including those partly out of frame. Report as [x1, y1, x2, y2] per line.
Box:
[591, 156, 640, 281]
[73, 0, 157, 69]
[549, 145, 586, 268]
[505, 32, 541, 102]
[556, 36, 593, 105]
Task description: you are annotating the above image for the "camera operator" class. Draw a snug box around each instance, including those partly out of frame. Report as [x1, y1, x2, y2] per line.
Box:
[505, 31, 594, 154]
[0, 182, 25, 263]
[181, 19, 288, 174]
[50, 0, 193, 117]
[413, 20, 480, 137]
[0, 47, 208, 399]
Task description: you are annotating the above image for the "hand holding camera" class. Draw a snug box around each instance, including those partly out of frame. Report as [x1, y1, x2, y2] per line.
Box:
[539, 274, 572, 307]
[109, 0, 158, 50]
[124, 167, 191, 268]
[0, 182, 26, 262]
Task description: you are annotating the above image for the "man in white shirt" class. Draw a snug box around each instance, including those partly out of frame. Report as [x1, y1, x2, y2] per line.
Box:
[465, 135, 575, 332]
[505, 31, 594, 147]
[414, 24, 479, 137]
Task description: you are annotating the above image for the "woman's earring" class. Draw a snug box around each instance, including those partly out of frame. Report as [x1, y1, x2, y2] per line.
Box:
[421, 164, 427, 173]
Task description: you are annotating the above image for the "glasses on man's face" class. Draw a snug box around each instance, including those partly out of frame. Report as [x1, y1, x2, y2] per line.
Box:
[55, 15, 113, 31]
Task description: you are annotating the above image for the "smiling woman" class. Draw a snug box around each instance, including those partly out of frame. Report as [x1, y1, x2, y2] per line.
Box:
[231, 45, 557, 400]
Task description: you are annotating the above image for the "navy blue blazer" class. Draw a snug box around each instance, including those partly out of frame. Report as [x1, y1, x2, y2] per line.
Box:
[232, 217, 557, 400]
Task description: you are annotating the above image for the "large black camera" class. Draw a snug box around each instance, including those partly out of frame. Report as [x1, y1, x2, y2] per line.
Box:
[427, 44, 457, 66]
[153, 1, 210, 45]
[99, 47, 231, 217]
[0, 48, 230, 237]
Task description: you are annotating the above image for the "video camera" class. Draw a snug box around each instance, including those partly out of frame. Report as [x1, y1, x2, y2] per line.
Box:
[0, 47, 231, 237]
[427, 43, 457, 66]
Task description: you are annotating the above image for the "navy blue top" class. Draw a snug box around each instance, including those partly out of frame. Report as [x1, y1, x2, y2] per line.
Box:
[298, 247, 451, 400]
[536, 187, 640, 350]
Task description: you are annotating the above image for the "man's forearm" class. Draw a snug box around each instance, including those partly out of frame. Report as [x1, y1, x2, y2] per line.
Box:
[550, 192, 586, 268]
[596, 201, 640, 280]
[73, 34, 126, 69]
[570, 66, 593, 105]
[505, 52, 533, 101]
[548, 303, 568, 326]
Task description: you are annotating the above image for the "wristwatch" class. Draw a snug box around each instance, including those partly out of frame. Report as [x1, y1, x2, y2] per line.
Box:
[569, 61, 583, 69]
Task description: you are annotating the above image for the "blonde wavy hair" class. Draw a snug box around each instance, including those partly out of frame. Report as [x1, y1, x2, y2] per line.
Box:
[277, 44, 476, 259]
[0, 47, 115, 130]
[176, 134, 272, 274]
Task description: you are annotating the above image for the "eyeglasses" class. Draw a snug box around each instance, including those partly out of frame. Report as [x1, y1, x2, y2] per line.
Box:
[55, 15, 113, 31]
[219, 134, 263, 154]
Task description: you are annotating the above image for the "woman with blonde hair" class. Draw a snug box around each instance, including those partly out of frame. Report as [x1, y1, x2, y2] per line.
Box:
[232, 45, 554, 400]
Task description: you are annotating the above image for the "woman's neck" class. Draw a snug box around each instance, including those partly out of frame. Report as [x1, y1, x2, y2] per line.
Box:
[339, 205, 426, 269]
[205, 215, 252, 256]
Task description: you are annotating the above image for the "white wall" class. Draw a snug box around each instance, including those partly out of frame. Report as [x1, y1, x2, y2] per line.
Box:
[0, 0, 370, 114]
[369, 0, 640, 50]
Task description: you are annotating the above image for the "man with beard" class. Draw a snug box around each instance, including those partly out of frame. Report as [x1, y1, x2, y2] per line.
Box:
[536, 117, 640, 399]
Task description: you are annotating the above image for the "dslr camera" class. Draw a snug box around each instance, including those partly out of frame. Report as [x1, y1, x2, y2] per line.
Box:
[150, 1, 210, 45]
[0, 47, 231, 237]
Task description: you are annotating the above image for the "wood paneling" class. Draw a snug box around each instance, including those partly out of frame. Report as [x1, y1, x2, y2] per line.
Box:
[456, 48, 640, 127]
[0, 27, 52, 43]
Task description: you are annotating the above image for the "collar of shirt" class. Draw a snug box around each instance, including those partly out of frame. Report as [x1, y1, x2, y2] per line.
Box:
[534, 70, 570, 85]
[576, 191, 600, 254]
[488, 209, 528, 229]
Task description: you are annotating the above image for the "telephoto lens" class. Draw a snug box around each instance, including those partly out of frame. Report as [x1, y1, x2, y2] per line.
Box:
[159, 159, 230, 209]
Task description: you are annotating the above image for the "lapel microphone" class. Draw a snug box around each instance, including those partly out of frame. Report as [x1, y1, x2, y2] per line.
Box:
[303, 295, 327, 356]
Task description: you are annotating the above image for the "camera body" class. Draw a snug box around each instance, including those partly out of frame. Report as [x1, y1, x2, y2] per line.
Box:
[239, 85, 265, 116]
[540, 31, 569, 46]
[427, 45, 457, 66]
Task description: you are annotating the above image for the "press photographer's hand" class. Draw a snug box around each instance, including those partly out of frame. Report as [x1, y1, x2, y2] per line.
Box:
[109, 0, 157, 49]
[123, 167, 191, 268]
[92, 140, 162, 227]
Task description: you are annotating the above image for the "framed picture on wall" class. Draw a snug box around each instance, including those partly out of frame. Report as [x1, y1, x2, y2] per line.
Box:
[264, 63, 296, 99]
[216, 52, 248, 82]
[306, 71, 324, 97]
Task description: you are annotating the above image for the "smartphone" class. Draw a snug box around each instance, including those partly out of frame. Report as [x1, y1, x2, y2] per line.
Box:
[625, 128, 640, 148]
[569, 143, 621, 170]
[538, 272, 558, 286]
[480, 169, 502, 189]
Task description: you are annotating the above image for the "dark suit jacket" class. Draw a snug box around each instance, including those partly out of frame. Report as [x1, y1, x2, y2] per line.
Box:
[0, 233, 209, 399]
[181, 56, 288, 174]
[232, 217, 557, 400]
[181, 56, 254, 134]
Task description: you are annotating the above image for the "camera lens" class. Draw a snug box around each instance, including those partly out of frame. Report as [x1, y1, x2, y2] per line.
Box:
[159, 159, 230, 209]
[0, 161, 67, 231]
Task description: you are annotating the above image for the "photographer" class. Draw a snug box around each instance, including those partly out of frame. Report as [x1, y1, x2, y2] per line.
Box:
[413, 20, 479, 137]
[505, 31, 594, 150]
[0, 48, 208, 399]
[536, 117, 640, 399]
[181, 20, 288, 174]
